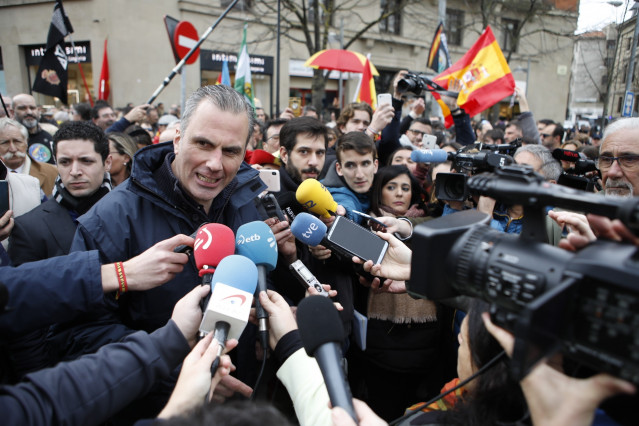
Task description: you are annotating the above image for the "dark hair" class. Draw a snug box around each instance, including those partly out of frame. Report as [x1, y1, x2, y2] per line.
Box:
[279, 116, 328, 152]
[264, 118, 289, 135]
[484, 128, 504, 144]
[387, 145, 414, 167]
[550, 122, 565, 141]
[162, 401, 292, 426]
[53, 121, 109, 162]
[73, 102, 92, 121]
[125, 124, 153, 147]
[335, 131, 376, 163]
[90, 100, 112, 120]
[444, 300, 529, 426]
[370, 165, 424, 216]
[336, 102, 373, 134]
[410, 117, 432, 128]
[538, 118, 555, 126]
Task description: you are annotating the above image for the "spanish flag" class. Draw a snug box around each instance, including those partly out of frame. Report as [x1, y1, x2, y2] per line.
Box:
[356, 56, 377, 109]
[427, 22, 451, 73]
[433, 26, 515, 128]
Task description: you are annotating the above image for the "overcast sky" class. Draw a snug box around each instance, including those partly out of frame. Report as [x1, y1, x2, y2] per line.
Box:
[578, 0, 632, 33]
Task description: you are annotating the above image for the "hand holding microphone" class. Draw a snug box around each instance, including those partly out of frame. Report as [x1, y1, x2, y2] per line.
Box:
[296, 179, 346, 226]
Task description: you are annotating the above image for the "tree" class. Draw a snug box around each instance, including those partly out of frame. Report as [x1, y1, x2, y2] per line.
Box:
[251, 0, 416, 113]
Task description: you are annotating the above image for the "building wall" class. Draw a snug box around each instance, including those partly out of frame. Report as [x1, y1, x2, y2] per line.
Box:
[606, 14, 639, 119]
[568, 32, 606, 124]
[0, 0, 578, 123]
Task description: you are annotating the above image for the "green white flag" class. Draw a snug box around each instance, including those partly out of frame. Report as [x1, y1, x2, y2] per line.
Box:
[234, 24, 254, 107]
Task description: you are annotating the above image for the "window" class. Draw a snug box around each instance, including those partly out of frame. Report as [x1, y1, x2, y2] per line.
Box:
[607, 40, 616, 50]
[502, 18, 520, 52]
[446, 9, 464, 46]
[604, 57, 614, 68]
[221, 0, 251, 10]
[380, 0, 401, 35]
[601, 74, 608, 86]
[618, 96, 623, 113]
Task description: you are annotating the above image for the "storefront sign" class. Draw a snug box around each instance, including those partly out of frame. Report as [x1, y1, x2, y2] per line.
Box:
[24, 41, 91, 66]
[200, 49, 273, 75]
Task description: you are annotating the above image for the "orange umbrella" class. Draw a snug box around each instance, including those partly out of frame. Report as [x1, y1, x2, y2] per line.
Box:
[304, 49, 379, 76]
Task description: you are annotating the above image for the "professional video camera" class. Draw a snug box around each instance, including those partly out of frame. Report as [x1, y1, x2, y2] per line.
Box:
[396, 72, 460, 98]
[434, 143, 517, 202]
[409, 165, 639, 383]
[552, 148, 602, 192]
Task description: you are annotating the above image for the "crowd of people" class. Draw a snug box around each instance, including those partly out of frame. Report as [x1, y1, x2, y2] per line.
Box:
[0, 70, 637, 426]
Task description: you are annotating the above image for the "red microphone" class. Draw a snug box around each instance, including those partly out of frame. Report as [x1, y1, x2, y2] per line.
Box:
[194, 223, 236, 279]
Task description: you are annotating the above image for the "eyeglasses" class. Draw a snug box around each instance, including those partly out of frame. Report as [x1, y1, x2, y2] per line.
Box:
[408, 129, 428, 137]
[540, 133, 552, 138]
[597, 154, 639, 170]
[266, 135, 280, 143]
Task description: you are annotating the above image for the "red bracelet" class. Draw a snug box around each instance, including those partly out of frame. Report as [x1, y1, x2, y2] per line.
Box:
[115, 262, 128, 295]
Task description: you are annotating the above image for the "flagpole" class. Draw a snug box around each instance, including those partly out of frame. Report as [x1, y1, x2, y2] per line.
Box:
[146, 0, 240, 105]
[68, 34, 94, 106]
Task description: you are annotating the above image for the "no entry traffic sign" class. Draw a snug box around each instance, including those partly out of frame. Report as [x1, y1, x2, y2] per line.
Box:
[173, 21, 200, 65]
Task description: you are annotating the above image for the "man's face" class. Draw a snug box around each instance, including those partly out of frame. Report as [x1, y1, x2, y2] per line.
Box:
[93, 107, 116, 130]
[0, 125, 28, 169]
[56, 139, 111, 198]
[504, 124, 521, 143]
[336, 149, 378, 194]
[540, 124, 558, 149]
[147, 109, 159, 125]
[280, 133, 326, 184]
[172, 101, 247, 212]
[12, 95, 40, 130]
[264, 124, 283, 154]
[514, 151, 543, 176]
[341, 110, 371, 134]
[599, 128, 639, 197]
[256, 108, 266, 123]
[406, 122, 432, 146]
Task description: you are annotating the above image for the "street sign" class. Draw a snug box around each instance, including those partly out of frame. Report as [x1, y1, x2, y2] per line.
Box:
[623, 91, 635, 117]
[173, 21, 200, 65]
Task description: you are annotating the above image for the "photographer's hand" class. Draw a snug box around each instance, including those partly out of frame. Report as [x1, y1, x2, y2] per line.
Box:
[482, 313, 635, 426]
[352, 231, 411, 281]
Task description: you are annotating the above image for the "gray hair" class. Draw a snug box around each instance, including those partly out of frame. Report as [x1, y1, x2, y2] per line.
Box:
[0, 117, 29, 141]
[514, 144, 563, 181]
[181, 85, 255, 146]
[600, 117, 639, 155]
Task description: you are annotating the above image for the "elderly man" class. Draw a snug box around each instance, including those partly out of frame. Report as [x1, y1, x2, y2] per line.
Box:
[598, 118, 639, 197]
[0, 118, 58, 197]
[57, 86, 262, 414]
[11, 94, 56, 164]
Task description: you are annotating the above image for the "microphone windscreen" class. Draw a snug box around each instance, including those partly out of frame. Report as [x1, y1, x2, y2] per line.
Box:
[411, 149, 450, 163]
[194, 223, 236, 271]
[277, 191, 305, 222]
[297, 295, 345, 357]
[296, 179, 338, 218]
[552, 148, 580, 162]
[290, 212, 327, 247]
[235, 221, 278, 271]
[211, 255, 258, 294]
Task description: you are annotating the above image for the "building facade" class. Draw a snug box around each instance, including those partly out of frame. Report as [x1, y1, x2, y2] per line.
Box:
[0, 0, 578, 123]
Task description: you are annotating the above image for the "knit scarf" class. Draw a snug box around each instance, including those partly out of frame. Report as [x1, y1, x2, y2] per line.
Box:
[52, 173, 112, 215]
[379, 203, 425, 218]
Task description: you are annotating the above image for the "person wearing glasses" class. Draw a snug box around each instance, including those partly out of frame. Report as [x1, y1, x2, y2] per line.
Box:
[598, 118, 639, 197]
[263, 118, 288, 155]
[404, 118, 433, 148]
[539, 122, 565, 151]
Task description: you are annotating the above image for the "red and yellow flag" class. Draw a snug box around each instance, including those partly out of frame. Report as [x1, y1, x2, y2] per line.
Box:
[356, 57, 377, 109]
[433, 26, 515, 128]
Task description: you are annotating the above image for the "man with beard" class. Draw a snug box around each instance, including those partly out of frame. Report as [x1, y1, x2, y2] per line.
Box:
[0, 118, 58, 197]
[11, 94, 56, 164]
[598, 118, 639, 197]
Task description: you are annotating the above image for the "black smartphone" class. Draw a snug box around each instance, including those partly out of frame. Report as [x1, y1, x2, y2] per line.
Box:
[326, 215, 388, 264]
[0, 181, 9, 217]
[254, 193, 287, 222]
[351, 210, 388, 232]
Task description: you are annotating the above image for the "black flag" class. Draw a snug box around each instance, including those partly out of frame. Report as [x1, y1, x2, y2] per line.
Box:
[32, 0, 74, 104]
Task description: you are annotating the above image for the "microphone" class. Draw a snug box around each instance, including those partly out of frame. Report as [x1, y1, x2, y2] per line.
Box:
[552, 148, 581, 162]
[277, 191, 306, 223]
[290, 212, 328, 248]
[296, 179, 338, 218]
[199, 255, 258, 371]
[194, 223, 236, 278]
[235, 221, 278, 347]
[297, 296, 357, 423]
[410, 149, 451, 163]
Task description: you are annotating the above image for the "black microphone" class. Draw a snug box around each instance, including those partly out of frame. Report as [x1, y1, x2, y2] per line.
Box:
[297, 296, 357, 423]
[552, 148, 581, 162]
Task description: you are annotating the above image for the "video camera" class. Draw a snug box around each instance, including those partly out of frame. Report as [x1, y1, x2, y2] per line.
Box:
[409, 165, 639, 383]
[435, 143, 516, 202]
[396, 72, 460, 98]
[552, 148, 602, 192]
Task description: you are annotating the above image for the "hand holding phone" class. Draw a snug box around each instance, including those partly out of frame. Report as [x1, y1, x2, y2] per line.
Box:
[377, 93, 392, 107]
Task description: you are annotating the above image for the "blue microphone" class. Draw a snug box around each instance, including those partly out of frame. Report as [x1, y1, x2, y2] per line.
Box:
[236, 221, 278, 346]
[290, 212, 328, 247]
[411, 148, 451, 163]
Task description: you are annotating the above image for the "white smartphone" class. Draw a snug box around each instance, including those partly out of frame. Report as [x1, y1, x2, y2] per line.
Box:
[421, 134, 438, 150]
[258, 169, 281, 192]
[377, 93, 392, 107]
